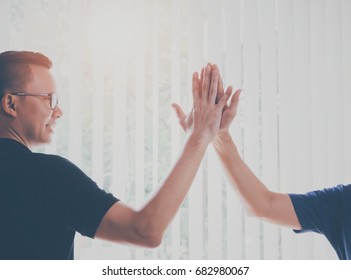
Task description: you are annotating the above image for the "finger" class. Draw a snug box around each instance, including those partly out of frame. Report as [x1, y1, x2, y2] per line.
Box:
[192, 72, 201, 107]
[200, 67, 205, 92]
[212, 64, 224, 104]
[216, 86, 233, 111]
[200, 67, 204, 83]
[172, 103, 187, 130]
[209, 68, 219, 105]
[202, 64, 212, 106]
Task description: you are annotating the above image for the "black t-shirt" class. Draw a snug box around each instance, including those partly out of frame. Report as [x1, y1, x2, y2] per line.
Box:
[0, 138, 118, 260]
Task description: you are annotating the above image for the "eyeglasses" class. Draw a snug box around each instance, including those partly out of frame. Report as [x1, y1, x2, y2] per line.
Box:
[9, 92, 59, 110]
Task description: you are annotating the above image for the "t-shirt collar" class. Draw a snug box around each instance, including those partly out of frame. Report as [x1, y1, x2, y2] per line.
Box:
[0, 138, 32, 154]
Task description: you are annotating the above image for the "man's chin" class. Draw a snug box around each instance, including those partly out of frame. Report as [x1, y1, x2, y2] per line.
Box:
[44, 135, 52, 144]
[31, 136, 52, 147]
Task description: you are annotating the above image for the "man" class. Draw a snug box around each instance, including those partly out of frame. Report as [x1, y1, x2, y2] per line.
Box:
[0, 51, 233, 259]
[173, 65, 351, 260]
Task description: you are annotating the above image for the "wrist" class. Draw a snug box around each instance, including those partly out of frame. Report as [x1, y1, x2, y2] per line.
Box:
[186, 132, 211, 151]
[213, 130, 232, 143]
[212, 131, 234, 151]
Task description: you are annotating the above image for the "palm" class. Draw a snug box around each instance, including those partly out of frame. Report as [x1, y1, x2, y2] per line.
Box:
[173, 64, 240, 141]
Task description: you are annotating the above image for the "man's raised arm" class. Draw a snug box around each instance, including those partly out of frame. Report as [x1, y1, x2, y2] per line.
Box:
[95, 64, 232, 247]
[173, 64, 301, 231]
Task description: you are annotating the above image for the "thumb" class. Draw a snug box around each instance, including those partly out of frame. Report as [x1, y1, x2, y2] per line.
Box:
[172, 103, 186, 120]
[228, 89, 241, 115]
[172, 103, 187, 130]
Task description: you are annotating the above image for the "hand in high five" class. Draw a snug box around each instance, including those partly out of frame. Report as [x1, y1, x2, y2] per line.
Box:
[211, 64, 241, 134]
[172, 63, 240, 140]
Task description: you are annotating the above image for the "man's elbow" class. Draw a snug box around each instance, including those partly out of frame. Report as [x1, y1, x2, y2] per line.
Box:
[244, 193, 274, 220]
[134, 220, 163, 248]
[245, 204, 268, 220]
[246, 207, 263, 219]
[141, 233, 162, 248]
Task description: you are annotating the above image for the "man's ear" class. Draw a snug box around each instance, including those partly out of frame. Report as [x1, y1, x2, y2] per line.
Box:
[1, 93, 17, 117]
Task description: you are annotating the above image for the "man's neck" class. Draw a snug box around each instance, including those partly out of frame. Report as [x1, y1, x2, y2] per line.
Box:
[0, 127, 29, 148]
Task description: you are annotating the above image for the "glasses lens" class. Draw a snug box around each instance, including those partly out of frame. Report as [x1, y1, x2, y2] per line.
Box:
[51, 94, 58, 109]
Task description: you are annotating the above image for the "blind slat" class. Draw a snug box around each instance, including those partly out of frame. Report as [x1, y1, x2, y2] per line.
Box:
[259, 0, 280, 260]
[242, 0, 261, 259]
[224, 0, 244, 260]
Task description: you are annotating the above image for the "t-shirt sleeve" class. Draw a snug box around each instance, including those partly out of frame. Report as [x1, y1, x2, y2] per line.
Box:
[39, 155, 119, 238]
[289, 185, 343, 237]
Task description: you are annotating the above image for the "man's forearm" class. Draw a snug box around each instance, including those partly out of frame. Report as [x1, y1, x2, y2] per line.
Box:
[135, 134, 208, 241]
[212, 131, 301, 229]
[94, 134, 209, 247]
[212, 132, 271, 217]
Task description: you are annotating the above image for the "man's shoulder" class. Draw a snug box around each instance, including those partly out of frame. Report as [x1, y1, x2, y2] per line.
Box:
[323, 184, 351, 197]
[289, 184, 350, 208]
[32, 153, 78, 170]
[32, 153, 94, 189]
[338, 184, 351, 201]
[32, 152, 63, 162]
[313, 184, 351, 207]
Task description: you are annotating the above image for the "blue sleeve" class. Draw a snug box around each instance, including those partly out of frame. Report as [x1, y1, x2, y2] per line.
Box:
[39, 155, 119, 238]
[289, 186, 343, 237]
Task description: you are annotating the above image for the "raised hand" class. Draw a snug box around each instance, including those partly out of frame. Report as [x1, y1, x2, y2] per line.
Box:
[211, 64, 241, 134]
[173, 64, 232, 144]
[173, 64, 240, 140]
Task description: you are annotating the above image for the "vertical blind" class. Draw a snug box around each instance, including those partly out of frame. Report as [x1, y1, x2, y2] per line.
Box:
[0, 0, 350, 260]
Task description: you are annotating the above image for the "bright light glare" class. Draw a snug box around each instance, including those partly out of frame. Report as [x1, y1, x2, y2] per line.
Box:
[86, 3, 142, 57]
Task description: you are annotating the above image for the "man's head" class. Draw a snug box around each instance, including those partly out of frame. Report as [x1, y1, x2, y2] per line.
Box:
[0, 51, 52, 96]
[0, 51, 62, 147]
